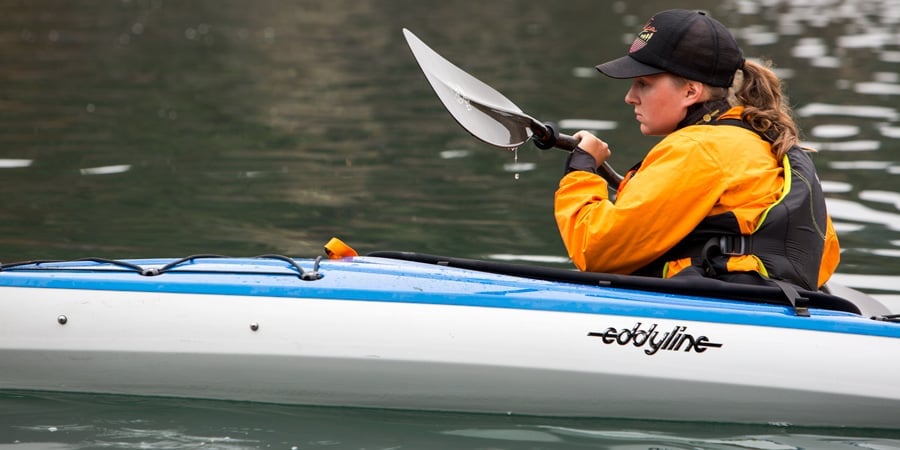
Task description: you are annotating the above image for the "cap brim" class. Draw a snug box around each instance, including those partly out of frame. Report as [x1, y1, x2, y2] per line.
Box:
[595, 55, 665, 79]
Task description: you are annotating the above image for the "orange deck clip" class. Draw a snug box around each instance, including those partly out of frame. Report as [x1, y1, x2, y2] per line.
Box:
[324, 237, 359, 259]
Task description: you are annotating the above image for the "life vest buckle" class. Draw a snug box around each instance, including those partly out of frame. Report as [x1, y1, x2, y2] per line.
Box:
[718, 235, 749, 256]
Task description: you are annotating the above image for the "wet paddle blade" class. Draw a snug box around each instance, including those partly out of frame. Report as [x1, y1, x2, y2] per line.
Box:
[403, 28, 533, 148]
[403, 28, 623, 189]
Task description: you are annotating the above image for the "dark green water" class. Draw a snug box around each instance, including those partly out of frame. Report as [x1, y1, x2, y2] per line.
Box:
[2, 0, 900, 447]
[3, 390, 900, 450]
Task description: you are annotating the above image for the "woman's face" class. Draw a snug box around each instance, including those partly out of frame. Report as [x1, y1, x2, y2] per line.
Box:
[624, 73, 696, 136]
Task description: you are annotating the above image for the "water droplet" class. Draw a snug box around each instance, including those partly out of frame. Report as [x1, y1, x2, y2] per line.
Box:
[513, 147, 520, 180]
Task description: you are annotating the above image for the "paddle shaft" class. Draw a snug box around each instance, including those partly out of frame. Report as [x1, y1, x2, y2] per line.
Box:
[532, 122, 623, 190]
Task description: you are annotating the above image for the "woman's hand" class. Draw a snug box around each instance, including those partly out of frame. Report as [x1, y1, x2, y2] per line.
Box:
[573, 130, 612, 167]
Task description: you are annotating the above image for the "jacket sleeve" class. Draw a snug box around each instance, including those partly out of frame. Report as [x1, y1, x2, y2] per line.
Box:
[554, 135, 727, 274]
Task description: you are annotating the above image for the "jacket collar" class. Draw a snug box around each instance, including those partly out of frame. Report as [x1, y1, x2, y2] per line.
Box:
[676, 99, 733, 130]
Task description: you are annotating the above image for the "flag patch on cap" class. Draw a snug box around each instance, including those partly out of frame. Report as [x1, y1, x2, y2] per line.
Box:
[629, 24, 656, 53]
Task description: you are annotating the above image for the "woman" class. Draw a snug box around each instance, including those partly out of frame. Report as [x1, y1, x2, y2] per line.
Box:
[554, 9, 839, 291]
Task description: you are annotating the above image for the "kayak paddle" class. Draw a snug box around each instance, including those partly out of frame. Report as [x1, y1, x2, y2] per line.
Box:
[403, 28, 623, 189]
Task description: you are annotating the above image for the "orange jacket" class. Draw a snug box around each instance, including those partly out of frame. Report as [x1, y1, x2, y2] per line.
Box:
[554, 106, 840, 288]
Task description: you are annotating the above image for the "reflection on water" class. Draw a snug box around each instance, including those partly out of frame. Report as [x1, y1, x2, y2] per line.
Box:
[0, 2, 897, 280]
[0, 1, 897, 296]
[79, 164, 132, 176]
[2, 391, 900, 450]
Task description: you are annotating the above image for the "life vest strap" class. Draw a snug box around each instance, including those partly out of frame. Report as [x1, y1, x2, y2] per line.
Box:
[772, 279, 811, 317]
[698, 234, 751, 276]
[716, 235, 750, 256]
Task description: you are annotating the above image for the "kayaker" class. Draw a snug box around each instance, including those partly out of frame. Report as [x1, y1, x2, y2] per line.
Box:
[554, 9, 840, 291]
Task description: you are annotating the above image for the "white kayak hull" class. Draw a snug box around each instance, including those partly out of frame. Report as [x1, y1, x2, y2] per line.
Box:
[1, 254, 898, 428]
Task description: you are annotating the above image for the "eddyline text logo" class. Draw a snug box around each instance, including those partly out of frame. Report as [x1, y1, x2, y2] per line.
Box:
[588, 322, 723, 356]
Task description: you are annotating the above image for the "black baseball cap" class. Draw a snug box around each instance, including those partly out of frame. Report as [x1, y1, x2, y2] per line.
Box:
[596, 9, 744, 88]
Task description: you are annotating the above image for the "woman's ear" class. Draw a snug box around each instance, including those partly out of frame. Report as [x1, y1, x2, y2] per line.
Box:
[683, 80, 706, 106]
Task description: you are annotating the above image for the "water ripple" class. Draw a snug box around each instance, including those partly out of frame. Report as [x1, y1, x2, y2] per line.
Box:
[826, 198, 900, 231]
[0, 159, 32, 168]
[796, 103, 899, 120]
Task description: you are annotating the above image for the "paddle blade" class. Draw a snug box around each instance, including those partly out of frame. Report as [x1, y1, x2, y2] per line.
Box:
[403, 28, 532, 148]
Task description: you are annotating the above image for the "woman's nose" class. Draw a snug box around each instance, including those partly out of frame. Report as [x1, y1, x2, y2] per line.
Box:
[624, 85, 638, 105]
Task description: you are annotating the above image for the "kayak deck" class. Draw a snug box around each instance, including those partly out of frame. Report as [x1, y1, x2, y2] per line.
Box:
[0, 252, 896, 334]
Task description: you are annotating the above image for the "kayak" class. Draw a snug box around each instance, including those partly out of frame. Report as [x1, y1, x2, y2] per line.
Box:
[1, 250, 898, 429]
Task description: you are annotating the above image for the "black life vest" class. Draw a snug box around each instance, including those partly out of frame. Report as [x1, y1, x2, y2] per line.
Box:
[637, 120, 829, 291]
